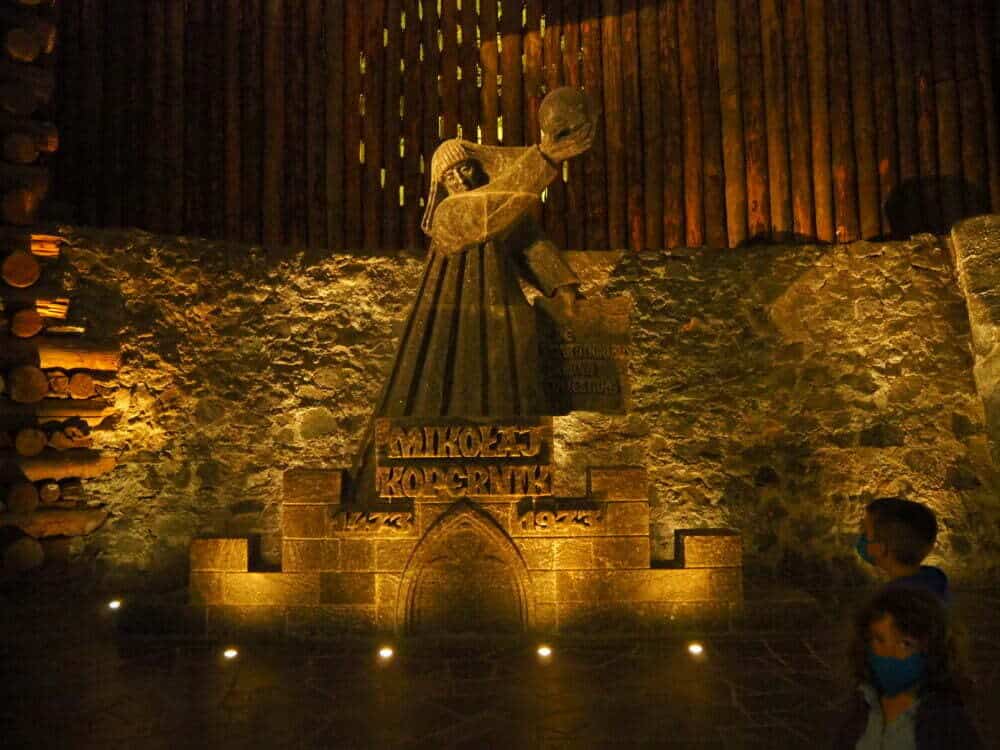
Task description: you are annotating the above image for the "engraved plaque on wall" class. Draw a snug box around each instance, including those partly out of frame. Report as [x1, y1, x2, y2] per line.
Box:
[536, 296, 631, 414]
[374, 417, 553, 499]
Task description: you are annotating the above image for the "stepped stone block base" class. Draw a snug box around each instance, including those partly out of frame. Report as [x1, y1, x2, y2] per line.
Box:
[187, 467, 743, 638]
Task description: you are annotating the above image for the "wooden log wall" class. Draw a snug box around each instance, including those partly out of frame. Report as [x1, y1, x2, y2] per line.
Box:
[54, 0, 999, 251]
[1, 0, 113, 577]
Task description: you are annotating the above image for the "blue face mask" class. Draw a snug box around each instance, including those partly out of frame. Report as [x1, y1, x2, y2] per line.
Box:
[868, 651, 927, 696]
[856, 533, 875, 565]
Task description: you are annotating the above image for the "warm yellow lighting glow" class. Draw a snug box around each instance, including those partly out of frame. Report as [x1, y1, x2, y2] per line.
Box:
[223, 648, 239, 660]
[378, 646, 394, 660]
[537, 645, 553, 658]
[107, 599, 122, 610]
[687, 642, 704, 656]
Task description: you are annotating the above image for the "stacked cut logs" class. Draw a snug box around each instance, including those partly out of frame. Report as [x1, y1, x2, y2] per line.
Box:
[1, 2, 112, 576]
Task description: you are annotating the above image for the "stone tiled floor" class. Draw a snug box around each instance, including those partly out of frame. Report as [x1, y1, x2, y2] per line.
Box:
[3, 588, 1000, 749]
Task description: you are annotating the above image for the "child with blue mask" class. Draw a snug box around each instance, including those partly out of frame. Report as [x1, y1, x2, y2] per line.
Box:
[834, 588, 982, 749]
[855, 497, 950, 605]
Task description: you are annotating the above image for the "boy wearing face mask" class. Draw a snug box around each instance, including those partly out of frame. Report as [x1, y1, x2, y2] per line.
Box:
[856, 497, 950, 604]
[834, 587, 982, 749]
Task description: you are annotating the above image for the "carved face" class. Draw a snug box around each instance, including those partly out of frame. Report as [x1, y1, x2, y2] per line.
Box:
[539, 87, 593, 143]
[441, 159, 483, 194]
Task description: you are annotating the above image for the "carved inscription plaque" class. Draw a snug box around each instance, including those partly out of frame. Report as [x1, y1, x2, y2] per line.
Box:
[517, 499, 607, 535]
[537, 296, 631, 414]
[375, 418, 553, 498]
[330, 508, 417, 536]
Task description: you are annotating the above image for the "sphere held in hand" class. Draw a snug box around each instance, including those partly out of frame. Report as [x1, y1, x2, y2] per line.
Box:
[539, 87, 594, 144]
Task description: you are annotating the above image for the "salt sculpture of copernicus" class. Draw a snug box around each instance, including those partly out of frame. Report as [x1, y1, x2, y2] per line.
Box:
[351, 90, 594, 497]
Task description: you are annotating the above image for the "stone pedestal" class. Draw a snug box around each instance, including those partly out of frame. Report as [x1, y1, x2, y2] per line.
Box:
[189, 466, 742, 638]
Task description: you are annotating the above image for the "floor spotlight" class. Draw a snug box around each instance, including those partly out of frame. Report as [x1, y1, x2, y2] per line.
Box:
[223, 647, 239, 660]
[107, 599, 122, 610]
[537, 645, 553, 658]
[378, 646, 394, 660]
[687, 642, 705, 656]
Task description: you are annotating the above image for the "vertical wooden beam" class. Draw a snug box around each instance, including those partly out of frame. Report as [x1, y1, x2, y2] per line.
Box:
[282, 0, 305, 248]
[637, 0, 662, 250]
[699, 0, 726, 249]
[660, 0, 684, 248]
[383, 0, 403, 250]
[620, 0, 643, 250]
[561, 0, 586, 250]
[344, 1, 364, 248]
[184, 0, 206, 235]
[143, 1, 166, 233]
[241, 0, 263, 245]
[955, 0, 986, 215]
[305, 0, 326, 250]
[460, 0, 479, 141]
[79, 0, 104, 226]
[164, 0, 185, 233]
[542, 0, 567, 248]
[402, 0, 423, 250]
[55, 0, 81, 221]
[479, 0, 500, 145]
[326, 0, 346, 250]
[580, 0, 607, 248]
[600, 0, 626, 248]
[205, 0, 226, 240]
[262, 0, 285, 249]
[973, 0, 999, 211]
[440, 0, 459, 139]
[225, 0, 243, 242]
[124, 0, 147, 228]
[363, 0, 386, 251]
[738, 0, 769, 241]
[500, 0, 523, 146]
[677, 0, 702, 246]
[889, 0, 921, 235]
[421, 0, 441, 200]
[805, 0, 833, 241]
[868, 0, 897, 237]
[103, 0, 126, 227]
[716, 0, 745, 247]
[929, 0, 962, 228]
[760, 0, 790, 240]
[827, 0, 859, 242]
[784, 0, 814, 240]
[910, 0, 941, 232]
[524, 0, 543, 145]
[846, 0, 880, 239]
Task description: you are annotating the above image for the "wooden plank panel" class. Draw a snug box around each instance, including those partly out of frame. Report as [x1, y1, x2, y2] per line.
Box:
[421, 0, 441, 203]
[164, 0, 185, 233]
[929, 0, 962, 227]
[738, 0, 769, 241]
[910, 0, 941, 231]
[973, 0, 999, 211]
[805, 0, 833, 241]
[241, 0, 263, 244]
[479, 0, 500, 145]
[868, 0, 897, 236]
[103, 0, 127, 227]
[143, 1, 166, 233]
[600, 1, 626, 248]
[344, 1, 364, 248]
[79, 0, 104, 226]
[262, 0, 285, 248]
[784, 0, 814, 240]
[124, 0, 147, 228]
[205, 0, 226, 239]
[285, 0, 307, 248]
[225, 0, 243, 241]
[716, 0, 746, 247]
[459, 0, 479, 141]
[305, 0, 325, 249]
[846, 0, 880, 239]
[660, 0, 684, 248]
[440, 0, 459, 139]
[363, 0, 386, 251]
[637, 0, 662, 250]
[184, 0, 206, 235]
[402, 0, 423, 249]
[580, 0, 607, 248]
[620, 0, 643, 250]
[542, 0, 567, 249]
[760, 0, 790, 240]
[560, 0, 586, 249]
[382, 0, 403, 249]
[889, 0, 921, 235]
[677, 0, 702, 246]
[955, 0, 986, 215]
[699, 0, 726, 249]
[326, 0, 346, 250]
[826, 0, 859, 242]
[524, 0, 543, 145]
[500, 0, 523, 146]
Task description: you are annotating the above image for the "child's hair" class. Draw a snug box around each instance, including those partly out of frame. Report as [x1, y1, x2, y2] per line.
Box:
[866, 496, 938, 566]
[849, 587, 964, 692]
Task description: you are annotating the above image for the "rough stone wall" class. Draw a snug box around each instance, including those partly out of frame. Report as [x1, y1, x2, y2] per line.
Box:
[58, 228, 1000, 590]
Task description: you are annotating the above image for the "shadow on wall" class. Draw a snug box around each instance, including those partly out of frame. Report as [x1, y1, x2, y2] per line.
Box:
[885, 177, 992, 239]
